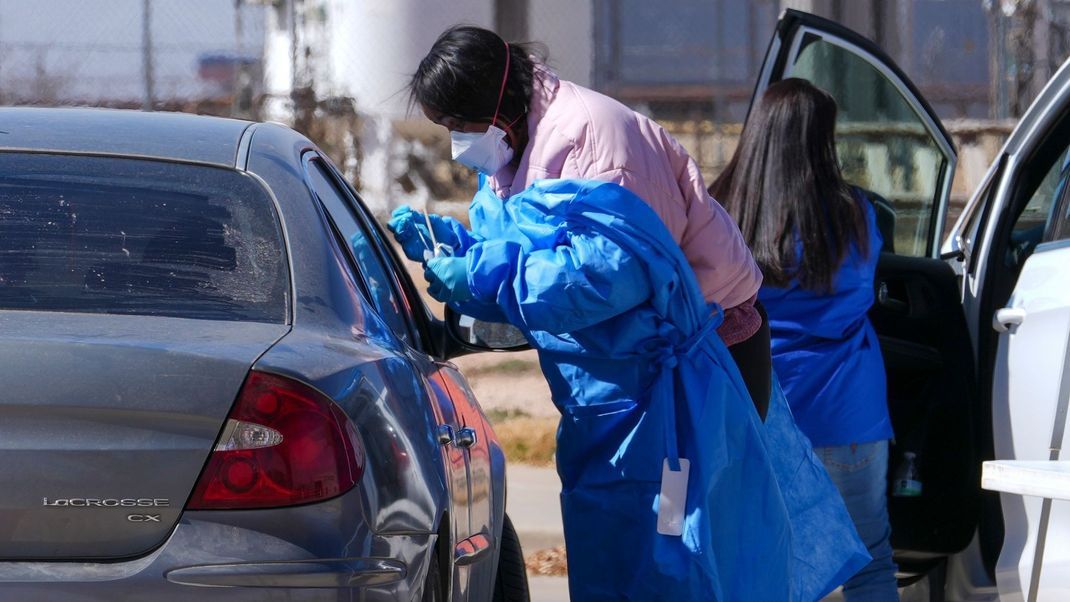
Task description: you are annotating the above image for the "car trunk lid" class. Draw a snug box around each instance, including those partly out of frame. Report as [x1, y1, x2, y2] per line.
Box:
[0, 311, 288, 560]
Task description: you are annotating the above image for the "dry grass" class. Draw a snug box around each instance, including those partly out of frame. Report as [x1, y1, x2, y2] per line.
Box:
[465, 358, 540, 377]
[490, 415, 559, 467]
[525, 545, 568, 576]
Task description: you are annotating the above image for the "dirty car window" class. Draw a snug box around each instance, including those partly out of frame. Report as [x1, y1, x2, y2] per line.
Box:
[0, 154, 289, 323]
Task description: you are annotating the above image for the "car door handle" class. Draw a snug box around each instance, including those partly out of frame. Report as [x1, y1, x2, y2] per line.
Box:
[436, 425, 454, 446]
[455, 427, 478, 448]
[993, 307, 1027, 333]
[877, 281, 909, 313]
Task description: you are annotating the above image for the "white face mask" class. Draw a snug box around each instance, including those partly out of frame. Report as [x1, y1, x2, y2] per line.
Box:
[450, 125, 514, 175]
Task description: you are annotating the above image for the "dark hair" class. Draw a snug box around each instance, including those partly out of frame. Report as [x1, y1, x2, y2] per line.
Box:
[409, 26, 544, 126]
[710, 78, 868, 292]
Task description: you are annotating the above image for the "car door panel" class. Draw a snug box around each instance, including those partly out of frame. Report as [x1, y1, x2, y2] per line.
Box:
[991, 242, 1070, 599]
[871, 254, 979, 555]
[433, 363, 500, 594]
[754, 9, 979, 561]
[424, 369, 475, 600]
[303, 153, 484, 597]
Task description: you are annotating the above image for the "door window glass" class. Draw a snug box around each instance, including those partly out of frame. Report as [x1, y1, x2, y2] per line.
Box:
[1042, 156, 1070, 244]
[306, 159, 414, 345]
[790, 36, 950, 257]
[1014, 148, 1069, 236]
[1004, 134, 1070, 271]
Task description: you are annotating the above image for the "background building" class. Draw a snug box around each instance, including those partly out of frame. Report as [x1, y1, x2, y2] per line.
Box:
[4, 1, 1070, 214]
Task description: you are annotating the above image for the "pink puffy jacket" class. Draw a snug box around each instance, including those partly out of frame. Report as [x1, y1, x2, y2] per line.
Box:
[488, 65, 763, 344]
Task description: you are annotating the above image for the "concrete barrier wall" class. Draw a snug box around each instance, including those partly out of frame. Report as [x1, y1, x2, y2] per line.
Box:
[321, 116, 1016, 228]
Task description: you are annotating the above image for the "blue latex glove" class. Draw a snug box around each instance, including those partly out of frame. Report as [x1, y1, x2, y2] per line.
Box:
[424, 256, 473, 303]
[388, 205, 477, 263]
[387, 205, 434, 262]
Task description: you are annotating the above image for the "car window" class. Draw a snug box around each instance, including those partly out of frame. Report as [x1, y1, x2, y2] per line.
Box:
[305, 159, 414, 345]
[790, 37, 951, 258]
[0, 153, 289, 323]
[1043, 156, 1070, 244]
[1004, 142, 1070, 268]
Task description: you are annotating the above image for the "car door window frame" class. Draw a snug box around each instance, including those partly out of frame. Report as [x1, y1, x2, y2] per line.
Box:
[763, 14, 957, 259]
[960, 156, 1007, 276]
[316, 156, 441, 352]
[989, 112, 1070, 279]
[302, 153, 423, 348]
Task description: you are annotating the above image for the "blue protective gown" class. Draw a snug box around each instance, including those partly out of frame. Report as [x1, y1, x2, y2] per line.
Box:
[448, 179, 868, 600]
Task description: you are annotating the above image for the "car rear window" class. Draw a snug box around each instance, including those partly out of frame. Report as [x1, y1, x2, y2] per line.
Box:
[0, 153, 289, 323]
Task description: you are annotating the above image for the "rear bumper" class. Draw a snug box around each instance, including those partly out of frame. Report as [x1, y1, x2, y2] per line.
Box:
[164, 557, 406, 589]
[0, 501, 435, 600]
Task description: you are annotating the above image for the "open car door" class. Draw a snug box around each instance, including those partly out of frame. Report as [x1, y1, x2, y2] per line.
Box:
[986, 240, 1070, 599]
[751, 9, 980, 574]
[972, 70, 1070, 597]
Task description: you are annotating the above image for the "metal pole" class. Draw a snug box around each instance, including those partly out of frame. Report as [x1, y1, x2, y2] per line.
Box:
[142, 0, 155, 111]
[233, 0, 247, 117]
[289, 0, 298, 93]
[987, 1, 1007, 120]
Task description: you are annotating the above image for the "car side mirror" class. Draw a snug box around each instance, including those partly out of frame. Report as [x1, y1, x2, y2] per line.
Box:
[445, 306, 529, 353]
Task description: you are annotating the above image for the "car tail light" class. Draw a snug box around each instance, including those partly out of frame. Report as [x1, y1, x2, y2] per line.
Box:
[187, 371, 365, 510]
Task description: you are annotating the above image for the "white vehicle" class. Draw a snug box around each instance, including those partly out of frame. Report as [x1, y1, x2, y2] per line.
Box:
[753, 10, 1070, 601]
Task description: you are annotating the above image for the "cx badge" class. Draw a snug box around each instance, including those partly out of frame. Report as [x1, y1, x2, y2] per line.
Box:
[127, 514, 162, 523]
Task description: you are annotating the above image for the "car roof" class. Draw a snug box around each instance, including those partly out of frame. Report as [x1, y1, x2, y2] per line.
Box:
[0, 107, 252, 168]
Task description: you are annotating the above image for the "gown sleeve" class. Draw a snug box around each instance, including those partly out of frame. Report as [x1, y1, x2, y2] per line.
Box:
[456, 227, 652, 335]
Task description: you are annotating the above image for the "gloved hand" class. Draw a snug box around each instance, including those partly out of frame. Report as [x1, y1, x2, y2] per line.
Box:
[387, 205, 434, 262]
[424, 256, 473, 303]
[388, 205, 474, 263]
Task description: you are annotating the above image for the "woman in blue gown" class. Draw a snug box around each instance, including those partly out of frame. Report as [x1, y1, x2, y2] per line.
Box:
[392, 175, 868, 600]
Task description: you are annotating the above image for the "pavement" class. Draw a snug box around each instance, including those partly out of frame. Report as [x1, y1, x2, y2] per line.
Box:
[506, 464, 565, 551]
[527, 576, 570, 601]
[506, 463, 569, 601]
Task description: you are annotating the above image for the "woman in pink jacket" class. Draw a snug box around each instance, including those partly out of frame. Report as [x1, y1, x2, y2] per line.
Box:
[395, 26, 770, 415]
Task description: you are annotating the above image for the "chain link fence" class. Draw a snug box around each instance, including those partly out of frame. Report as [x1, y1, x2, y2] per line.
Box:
[0, 0, 264, 115]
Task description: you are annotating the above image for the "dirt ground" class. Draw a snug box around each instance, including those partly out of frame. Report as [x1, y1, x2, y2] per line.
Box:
[391, 238, 562, 468]
[450, 350, 559, 418]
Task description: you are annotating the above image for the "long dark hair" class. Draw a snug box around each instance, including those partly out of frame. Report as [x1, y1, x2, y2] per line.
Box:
[409, 26, 544, 126]
[710, 78, 868, 292]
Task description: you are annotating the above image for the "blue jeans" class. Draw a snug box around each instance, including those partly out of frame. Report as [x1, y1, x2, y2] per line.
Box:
[817, 440, 899, 601]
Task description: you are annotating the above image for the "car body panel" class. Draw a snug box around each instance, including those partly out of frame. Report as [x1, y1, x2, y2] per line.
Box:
[990, 244, 1070, 599]
[434, 362, 508, 596]
[954, 51, 1070, 601]
[0, 311, 287, 559]
[0, 110, 508, 599]
[243, 122, 506, 599]
[0, 107, 249, 167]
[0, 487, 432, 600]
[0, 310, 286, 560]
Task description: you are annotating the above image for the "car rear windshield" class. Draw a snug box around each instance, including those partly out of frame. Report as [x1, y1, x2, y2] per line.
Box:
[0, 153, 289, 323]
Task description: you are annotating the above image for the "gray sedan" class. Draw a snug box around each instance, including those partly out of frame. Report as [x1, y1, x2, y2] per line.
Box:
[0, 107, 527, 601]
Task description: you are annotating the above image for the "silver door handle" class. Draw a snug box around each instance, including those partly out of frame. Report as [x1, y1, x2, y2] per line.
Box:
[993, 307, 1027, 333]
[436, 425, 454, 446]
[455, 427, 478, 448]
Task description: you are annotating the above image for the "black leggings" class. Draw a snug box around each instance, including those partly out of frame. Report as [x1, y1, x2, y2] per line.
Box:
[727, 300, 772, 421]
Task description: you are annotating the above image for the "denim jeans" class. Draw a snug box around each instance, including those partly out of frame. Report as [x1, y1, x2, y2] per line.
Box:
[817, 440, 899, 601]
